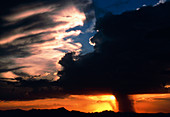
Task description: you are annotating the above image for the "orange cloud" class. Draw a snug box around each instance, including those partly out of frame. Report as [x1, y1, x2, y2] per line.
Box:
[1, 71, 18, 78]
[0, 5, 86, 80]
[52, 5, 86, 27]
[0, 5, 85, 44]
[4, 5, 55, 22]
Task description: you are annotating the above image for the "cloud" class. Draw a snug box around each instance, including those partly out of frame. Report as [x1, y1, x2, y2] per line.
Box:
[0, 0, 96, 103]
[58, 2, 170, 112]
[3, 5, 55, 22]
[0, 78, 67, 101]
[154, 0, 167, 6]
[92, 0, 166, 18]
[0, 66, 27, 73]
[0, 0, 93, 81]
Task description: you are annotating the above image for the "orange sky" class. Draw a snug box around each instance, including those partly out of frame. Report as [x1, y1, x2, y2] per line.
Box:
[0, 94, 170, 113]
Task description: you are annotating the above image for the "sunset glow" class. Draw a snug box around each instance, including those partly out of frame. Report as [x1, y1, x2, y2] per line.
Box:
[132, 94, 170, 113]
[0, 94, 170, 113]
[0, 95, 118, 113]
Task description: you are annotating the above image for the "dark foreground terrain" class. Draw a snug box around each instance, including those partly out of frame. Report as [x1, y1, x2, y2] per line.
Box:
[0, 107, 170, 117]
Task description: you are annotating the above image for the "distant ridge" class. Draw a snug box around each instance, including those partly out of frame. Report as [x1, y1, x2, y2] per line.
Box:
[0, 108, 170, 117]
[55, 107, 69, 112]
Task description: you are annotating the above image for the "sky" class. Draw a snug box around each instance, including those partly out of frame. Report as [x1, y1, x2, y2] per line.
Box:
[0, 0, 95, 81]
[0, 0, 170, 113]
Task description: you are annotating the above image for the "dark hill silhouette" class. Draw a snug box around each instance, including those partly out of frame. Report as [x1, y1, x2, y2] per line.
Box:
[0, 108, 170, 117]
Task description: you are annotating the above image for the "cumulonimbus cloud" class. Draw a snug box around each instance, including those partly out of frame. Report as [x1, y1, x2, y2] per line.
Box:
[58, 2, 170, 112]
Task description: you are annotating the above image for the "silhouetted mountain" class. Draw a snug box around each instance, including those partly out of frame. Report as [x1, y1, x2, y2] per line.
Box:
[54, 107, 69, 113]
[0, 108, 170, 117]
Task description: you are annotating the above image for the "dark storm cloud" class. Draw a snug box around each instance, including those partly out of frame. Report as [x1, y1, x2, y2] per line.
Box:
[58, 2, 170, 112]
[0, 78, 67, 101]
[59, 2, 170, 93]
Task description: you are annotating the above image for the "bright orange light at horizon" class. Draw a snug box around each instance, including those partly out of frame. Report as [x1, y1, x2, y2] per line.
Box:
[0, 95, 118, 113]
[131, 94, 170, 113]
[0, 94, 170, 113]
[86, 95, 118, 112]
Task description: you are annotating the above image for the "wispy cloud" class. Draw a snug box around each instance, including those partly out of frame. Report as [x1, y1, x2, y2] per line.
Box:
[4, 5, 55, 22]
[0, 0, 91, 80]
